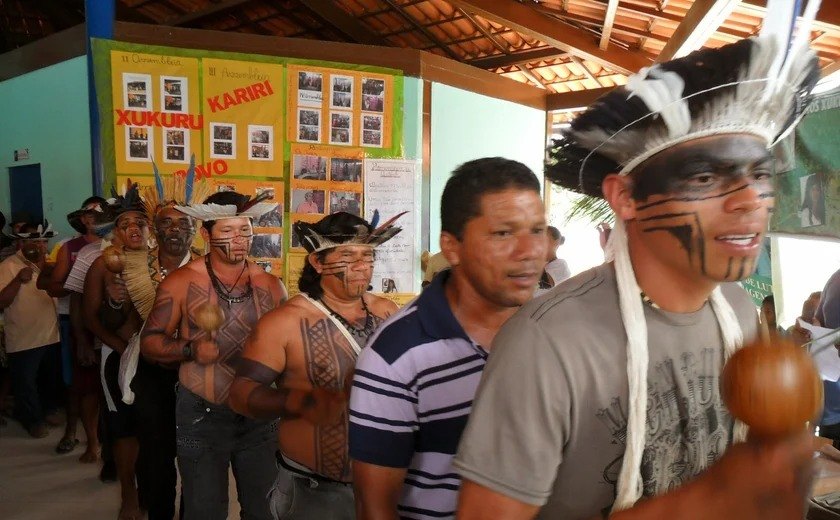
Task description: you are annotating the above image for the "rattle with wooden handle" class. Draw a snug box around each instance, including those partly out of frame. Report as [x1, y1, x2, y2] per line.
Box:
[722, 336, 823, 439]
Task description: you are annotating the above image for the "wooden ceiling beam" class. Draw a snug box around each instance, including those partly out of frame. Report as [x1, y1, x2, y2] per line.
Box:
[379, 0, 461, 60]
[546, 86, 615, 110]
[457, 7, 510, 54]
[514, 63, 547, 89]
[468, 47, 569, 69]
[300, 0, 388, 46]
[600, 0, 620, 49]
[449, 0, 650, 74]
[656, 0, 740, 62]
[164, 0, 251, 26]
[569, 55, 604, 86]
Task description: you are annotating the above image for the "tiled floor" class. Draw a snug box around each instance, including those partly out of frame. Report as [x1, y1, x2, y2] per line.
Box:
[0, 418, 242, 519]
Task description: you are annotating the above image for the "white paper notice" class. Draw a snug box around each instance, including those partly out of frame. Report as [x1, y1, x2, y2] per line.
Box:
[364, 159, 418, 295]
[802, 319, 840, 381]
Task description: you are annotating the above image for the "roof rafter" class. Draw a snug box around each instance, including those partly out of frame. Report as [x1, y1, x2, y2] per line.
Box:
[600, 0, 619, 49]
[656, 0, 740, 62]
[468, 47, 568, 69]
[300, 0, 388, 45]
[379, 0, 461, 60]
[457, 7, 510, 54]
[449, 0, 650, 74]
[165, 0, 250, 26]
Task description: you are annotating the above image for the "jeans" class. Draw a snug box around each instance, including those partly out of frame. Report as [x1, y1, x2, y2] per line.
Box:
[176, 384, 278, 520]
[7, 342, 62, 429]
[268, 456, 355, 520]
[133, 359, 179, 520]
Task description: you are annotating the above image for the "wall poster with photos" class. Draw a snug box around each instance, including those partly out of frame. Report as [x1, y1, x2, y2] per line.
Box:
[772, 91, 840, 240]
[94, 39, 407, 287]
[287, 64, 395, 151]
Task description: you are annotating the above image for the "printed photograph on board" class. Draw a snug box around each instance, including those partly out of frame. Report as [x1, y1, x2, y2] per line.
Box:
[361, 77, 385, 113]
[800, 173, 826, 228]
[329, 111, 352, 146]
[293, 154, 328, 181]
[126, 126, 152, 162]
[298, 71, 323, 107]
[329, 191, 362, 217]
[248, 125, 273, 161]
[161, 76, 187, 113]
[329, 158, 362, 183]
[255, 203, 283, 229]
[330, 74, 353, 109]
[164, 128, 188, 164]
[250, 234, 282, 258]
[123, 73, 151, 110]
[210, 123, 236, 159]
[298, 108, 321, 143]
[292, 189, 325, 214]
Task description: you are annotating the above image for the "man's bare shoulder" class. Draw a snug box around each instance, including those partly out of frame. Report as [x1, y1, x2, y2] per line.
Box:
[259, 294, 314, 324]
[365, 293, 400, 317]
[249, 264, 281, 290]
[158, 258, 205, 290]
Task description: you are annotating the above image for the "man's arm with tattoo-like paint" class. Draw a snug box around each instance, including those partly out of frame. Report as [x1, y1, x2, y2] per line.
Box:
[229, 308, 346, 425]
[140, 273, 218, 365]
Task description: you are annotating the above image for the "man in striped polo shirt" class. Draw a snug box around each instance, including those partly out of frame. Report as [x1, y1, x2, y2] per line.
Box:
[349, 157, 547, 519]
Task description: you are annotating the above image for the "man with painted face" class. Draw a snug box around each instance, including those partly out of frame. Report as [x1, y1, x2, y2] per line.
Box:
[83, 188, 148, 520]
[0, 222, 61, 439]
[454, 15, 822, 520]
[228, 211, 402, 519]
[141, 190, 286, 520]
[101, 166, 207, 520]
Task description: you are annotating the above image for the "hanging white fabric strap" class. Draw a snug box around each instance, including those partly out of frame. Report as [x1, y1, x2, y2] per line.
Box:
[301, 294, 363, 357]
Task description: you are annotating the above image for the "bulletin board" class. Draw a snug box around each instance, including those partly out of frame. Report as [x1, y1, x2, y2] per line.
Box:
[92, 38, 408, 289]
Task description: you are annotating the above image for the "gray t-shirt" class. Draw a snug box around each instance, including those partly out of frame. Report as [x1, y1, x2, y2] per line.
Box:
[453, 263, 758, 519]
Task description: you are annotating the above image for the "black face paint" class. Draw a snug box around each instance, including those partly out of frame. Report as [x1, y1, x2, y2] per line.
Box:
[156, 214, 195, 256]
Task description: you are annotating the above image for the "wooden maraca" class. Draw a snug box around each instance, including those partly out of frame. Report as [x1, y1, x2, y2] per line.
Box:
[102, 245, 125, 274]
[194, 302, 225, 334]
[722, 336, 823, 439]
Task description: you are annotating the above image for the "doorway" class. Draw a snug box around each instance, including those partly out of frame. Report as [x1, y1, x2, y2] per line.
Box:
[8, 164, 43, 224]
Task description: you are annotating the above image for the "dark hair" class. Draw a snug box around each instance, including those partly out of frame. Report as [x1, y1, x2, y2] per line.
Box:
[547, 225, 565, 246]
[441, 157, 540, 239]
[800, 173, 826, 226]
[82, 196, 106, 207]
[762, 294, 774, 307]
[295, 212, 376, 298]
[201, 191, 250, 232]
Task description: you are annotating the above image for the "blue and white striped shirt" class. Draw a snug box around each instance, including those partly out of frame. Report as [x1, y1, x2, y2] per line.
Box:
[349, 271, 487, 519]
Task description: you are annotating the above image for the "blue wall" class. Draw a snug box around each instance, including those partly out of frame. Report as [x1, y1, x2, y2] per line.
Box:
[0, 56, 93, 241]
[429, 83, 546, 249]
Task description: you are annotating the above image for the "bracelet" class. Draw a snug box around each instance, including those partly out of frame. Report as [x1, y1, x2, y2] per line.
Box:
[182, 343, 193, 360]
[106, 296, 124, 310]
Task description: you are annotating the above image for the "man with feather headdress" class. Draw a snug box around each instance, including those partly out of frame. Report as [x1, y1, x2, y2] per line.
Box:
[101, 157, 209, 520]
[141, 187, 287, 520]
[228, 210, 403, 519]
[454, 1, 822, 519]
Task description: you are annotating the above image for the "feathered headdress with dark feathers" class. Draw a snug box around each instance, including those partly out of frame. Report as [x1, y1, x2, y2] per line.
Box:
[93, 180, 147, 237]
[293, 210, 405, 254]
[547, 5, 820, 198]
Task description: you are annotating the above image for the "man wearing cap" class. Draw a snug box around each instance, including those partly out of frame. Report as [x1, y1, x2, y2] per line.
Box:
[0, 222, 61, 438]
[228, 211, 402, 519]
[455, 12, 821, 520]
[141, 190, 286, 520]
[38, 196, 105, 457]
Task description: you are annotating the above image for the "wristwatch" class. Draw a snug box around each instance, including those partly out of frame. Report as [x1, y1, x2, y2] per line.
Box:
[182, 343, 193, 360]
